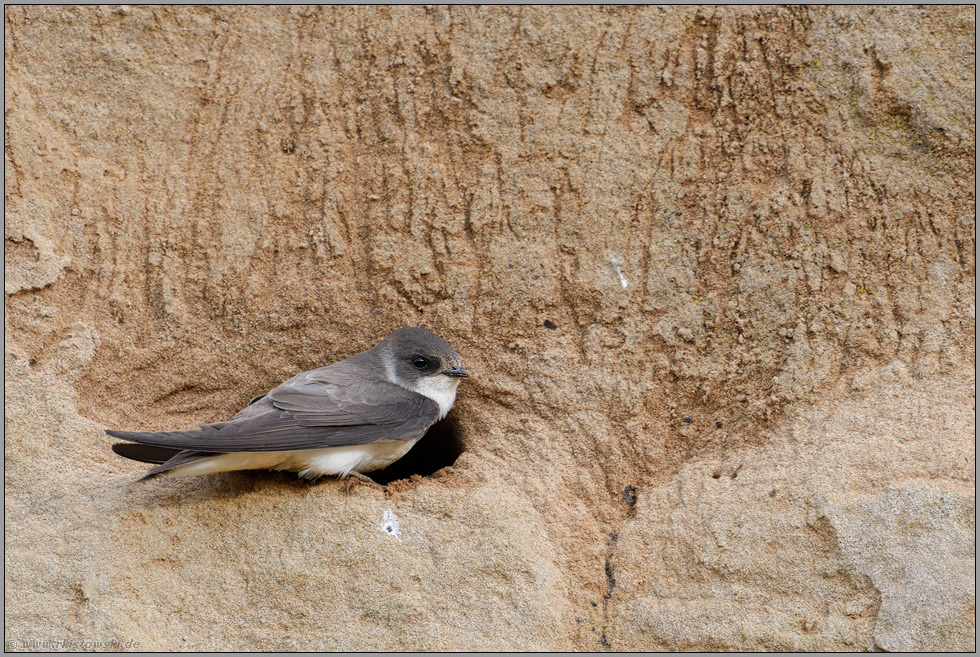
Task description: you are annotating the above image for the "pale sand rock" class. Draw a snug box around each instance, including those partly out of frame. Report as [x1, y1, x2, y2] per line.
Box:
[4, 5, 975, 651]
[5, 341, 572, 651]
[606, 367, 974, 651]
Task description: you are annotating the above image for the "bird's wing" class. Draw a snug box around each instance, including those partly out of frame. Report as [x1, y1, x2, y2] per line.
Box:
[111, 443, 186, 464]
[106, 377, 440, 452]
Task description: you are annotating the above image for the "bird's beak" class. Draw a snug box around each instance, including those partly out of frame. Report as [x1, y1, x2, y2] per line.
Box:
[444, 366, 470, 378]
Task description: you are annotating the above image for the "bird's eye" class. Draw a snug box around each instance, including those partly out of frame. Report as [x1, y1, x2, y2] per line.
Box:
[411, 356, 429, 370]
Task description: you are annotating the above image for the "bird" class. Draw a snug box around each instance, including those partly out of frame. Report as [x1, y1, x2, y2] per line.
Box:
[107, 327, 469, 483]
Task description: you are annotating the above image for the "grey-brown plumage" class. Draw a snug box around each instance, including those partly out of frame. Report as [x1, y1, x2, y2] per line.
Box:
[107, 327, 469, 480]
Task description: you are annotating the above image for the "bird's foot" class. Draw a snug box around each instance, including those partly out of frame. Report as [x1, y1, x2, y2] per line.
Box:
[344, 471, 386, 494]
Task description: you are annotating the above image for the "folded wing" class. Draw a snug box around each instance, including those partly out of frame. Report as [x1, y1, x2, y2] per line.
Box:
[106, 377, 440, 452]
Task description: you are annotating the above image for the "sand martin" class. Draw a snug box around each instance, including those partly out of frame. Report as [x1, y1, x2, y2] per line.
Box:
[107, 327, 468, 481]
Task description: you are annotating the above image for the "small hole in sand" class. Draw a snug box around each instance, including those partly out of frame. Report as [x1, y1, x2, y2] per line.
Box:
[370, 415, 465, 485]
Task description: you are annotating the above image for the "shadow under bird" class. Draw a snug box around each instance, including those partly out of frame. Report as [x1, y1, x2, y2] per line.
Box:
[107, 327, 469, 482]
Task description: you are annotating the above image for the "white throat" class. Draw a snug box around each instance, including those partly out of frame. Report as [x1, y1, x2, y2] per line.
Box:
[410, 375, 460, 419]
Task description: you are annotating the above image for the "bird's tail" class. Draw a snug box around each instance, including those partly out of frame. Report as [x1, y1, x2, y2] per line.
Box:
[109, 435, 216, 480]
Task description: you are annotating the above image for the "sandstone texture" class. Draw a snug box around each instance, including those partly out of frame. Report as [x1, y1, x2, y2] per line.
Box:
[4, 6, 975, 651]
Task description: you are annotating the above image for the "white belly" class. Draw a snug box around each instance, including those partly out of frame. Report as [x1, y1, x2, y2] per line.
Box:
[167, 439, 420, 479]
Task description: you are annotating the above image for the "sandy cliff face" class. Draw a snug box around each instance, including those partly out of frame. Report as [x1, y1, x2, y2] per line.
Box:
[4, 5, 974, 651]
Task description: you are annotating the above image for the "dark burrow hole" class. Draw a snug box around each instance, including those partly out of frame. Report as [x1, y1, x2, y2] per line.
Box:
[369, 415, 465, 485]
